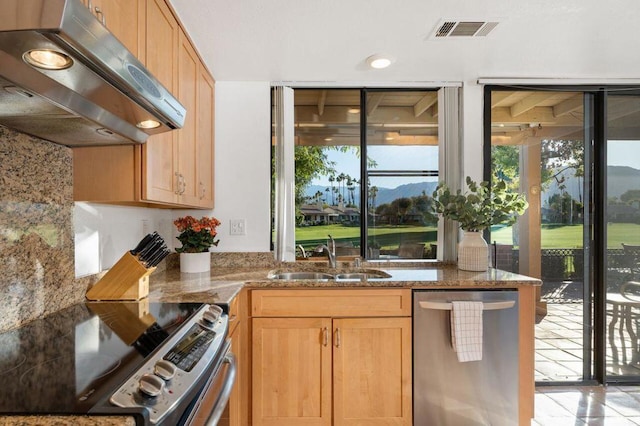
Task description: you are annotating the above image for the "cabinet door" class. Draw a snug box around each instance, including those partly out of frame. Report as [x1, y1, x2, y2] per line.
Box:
[252, 318, 332, 426]
[90, 0, 143, 58]
[142, 0, 179, 204]
[175, 29, 200, 206]
[333, 317, 413, 426]
[196, 65, 215, 208]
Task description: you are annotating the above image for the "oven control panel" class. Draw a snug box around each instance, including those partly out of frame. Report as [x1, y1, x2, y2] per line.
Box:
[109, 304, 227, 424]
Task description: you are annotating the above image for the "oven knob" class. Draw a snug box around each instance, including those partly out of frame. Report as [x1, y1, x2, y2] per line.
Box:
[154, 360, 177, 380]
[202, 305, 223, 325]
[139, 373, 165, 397]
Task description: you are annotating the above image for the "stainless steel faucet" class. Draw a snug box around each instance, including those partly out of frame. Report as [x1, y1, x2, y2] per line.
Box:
[314, 235, 336, 268]
[297, 244, 307, 258]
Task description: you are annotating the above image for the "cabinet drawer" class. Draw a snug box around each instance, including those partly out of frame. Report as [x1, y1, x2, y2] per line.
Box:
[251, 289, 411, 317]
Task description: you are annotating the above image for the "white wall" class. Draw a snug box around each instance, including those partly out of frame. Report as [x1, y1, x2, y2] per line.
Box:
[74, 203, 173, 276]
[172, 81, 272, 253]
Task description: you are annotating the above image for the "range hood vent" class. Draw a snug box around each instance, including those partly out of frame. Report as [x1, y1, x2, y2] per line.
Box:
[0, 0, 186, 146]
[430, 20, 499, 39]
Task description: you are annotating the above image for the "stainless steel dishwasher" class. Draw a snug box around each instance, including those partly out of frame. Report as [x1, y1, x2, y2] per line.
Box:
[413, 290, 519, 425]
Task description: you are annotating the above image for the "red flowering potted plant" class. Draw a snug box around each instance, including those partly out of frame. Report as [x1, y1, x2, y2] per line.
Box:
[174, 215, 221, 272]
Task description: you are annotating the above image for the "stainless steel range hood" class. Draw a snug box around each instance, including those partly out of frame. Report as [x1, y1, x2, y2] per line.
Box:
[0, 0, 186, 146]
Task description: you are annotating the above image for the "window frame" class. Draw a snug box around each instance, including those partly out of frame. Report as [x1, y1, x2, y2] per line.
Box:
[271, 85, 462, 262]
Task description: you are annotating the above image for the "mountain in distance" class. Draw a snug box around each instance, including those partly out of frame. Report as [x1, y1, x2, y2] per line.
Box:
[607, 165, 640, 198]
[542, 165, 640, 204]
[304, 181, 438, 206]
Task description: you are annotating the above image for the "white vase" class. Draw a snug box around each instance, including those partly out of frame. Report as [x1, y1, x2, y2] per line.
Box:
[179, 252, 211, 273]
[457, 231, 489, 271]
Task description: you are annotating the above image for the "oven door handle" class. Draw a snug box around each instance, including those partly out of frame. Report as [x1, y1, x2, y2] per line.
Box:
[205, 352, 237, 426]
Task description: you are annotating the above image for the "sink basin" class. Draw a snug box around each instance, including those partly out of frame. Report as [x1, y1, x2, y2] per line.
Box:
[267, 269, 391, 281]
[269, 272, 334, 280]
[335, 270, 391, 280]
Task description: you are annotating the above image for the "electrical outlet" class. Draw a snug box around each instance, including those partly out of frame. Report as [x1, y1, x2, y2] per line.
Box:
[229, 219, 246, 236]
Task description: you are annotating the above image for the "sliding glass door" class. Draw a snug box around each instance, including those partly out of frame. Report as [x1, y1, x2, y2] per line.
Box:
[605, 92, 640, 381]
[487, 86, 640, 385]
[487, 88, 589, 383]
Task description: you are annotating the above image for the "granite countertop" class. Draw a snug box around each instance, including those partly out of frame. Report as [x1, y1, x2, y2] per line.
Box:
[145, 263, 541, 304]
[0, 261, 539, 425]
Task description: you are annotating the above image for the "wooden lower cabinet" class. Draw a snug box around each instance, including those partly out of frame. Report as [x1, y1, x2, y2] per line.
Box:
[251, 296, 412, 426]
[252, 317, 332, 426]
[333, 317, 412, 426]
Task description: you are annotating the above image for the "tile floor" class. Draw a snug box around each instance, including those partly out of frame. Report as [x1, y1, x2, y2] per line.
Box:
[536, 300, 640, 381]
[533, 288, 640, 423]
[534, 386, 640, 425]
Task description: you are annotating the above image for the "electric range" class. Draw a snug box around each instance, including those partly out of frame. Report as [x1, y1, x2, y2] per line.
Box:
[0, 300, 232, 424]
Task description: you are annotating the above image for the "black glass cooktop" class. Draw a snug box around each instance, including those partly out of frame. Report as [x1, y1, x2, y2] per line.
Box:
[0, 301, 203, 415]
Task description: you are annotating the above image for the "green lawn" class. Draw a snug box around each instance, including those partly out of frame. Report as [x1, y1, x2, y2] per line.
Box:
[296, 222, 640, 250]
[490, 223, 640, 249]
[295, 224, 437, 249]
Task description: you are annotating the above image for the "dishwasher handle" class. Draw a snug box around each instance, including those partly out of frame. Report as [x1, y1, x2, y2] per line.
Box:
[418, 300, 515, 311]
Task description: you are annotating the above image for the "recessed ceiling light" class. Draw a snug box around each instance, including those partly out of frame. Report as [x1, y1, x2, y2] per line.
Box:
[348, 108, 360, 114]
[366, 54, 394, 69]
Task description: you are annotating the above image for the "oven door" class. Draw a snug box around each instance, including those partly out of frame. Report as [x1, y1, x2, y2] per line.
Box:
[181, 345, 237, 426]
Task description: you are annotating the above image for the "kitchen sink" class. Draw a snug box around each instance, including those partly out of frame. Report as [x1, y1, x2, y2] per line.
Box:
[268, 272, 334, 280]
[267, 269, 390, 281]
[334, 271, 390, 280]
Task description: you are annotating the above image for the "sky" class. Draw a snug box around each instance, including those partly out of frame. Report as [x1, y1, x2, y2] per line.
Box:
[308, 140, 640, 191]
[608, 140, 640, 169]
[310, 145, 439, 189]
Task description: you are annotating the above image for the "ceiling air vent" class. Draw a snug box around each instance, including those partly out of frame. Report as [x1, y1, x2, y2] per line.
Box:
[430, 20, 499, 39]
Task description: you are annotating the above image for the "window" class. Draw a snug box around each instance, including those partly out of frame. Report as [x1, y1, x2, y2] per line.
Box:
[273, 87, 451, 261]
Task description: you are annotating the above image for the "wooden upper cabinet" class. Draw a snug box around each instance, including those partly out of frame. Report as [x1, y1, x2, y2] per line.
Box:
[196, 64, 215, 208]
[84, 0, 143, 59]
[175, 29, 200, 207]
[73, 0, 215, 209]
[142, 0, 180, 205]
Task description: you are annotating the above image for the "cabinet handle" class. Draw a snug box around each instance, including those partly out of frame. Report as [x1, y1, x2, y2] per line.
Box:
[334, 328, 341, 348]
[199, 182, 205, 199]
[94, 6, 106, 26]
[180, 174, 186, 195]
[87, 0, 93, 12]
[174, 172, 181, 194]
[322, 327, 328, 346]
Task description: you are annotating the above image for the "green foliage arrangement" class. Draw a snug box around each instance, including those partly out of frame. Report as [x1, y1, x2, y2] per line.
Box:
[432, 176, 529, 232]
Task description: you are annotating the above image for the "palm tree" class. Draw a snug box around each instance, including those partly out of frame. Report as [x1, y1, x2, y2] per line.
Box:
[369, 185, 378, 210]
[328, 175, 335, 205]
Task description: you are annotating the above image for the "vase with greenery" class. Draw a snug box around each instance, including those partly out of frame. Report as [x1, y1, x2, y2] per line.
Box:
[432, 176, 528, 271]
[174, 215, 221, 273]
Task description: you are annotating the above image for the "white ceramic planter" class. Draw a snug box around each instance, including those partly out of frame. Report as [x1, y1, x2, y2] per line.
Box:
[457, 231, 489, 271]
[179, 252, 211, 273]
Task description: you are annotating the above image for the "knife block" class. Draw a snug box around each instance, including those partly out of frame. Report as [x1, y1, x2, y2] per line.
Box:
[86, 252, 156, 301]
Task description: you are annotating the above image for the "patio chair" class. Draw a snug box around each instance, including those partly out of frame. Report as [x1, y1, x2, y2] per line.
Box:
[606, 280, 640, 365]
[621, 243, 640, 280]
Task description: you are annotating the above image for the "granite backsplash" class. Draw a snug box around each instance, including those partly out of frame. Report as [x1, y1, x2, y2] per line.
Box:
[0, 126, 81, 333]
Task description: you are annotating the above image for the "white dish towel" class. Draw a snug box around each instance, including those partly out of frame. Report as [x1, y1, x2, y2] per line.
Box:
[450, 301, 484, 362]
